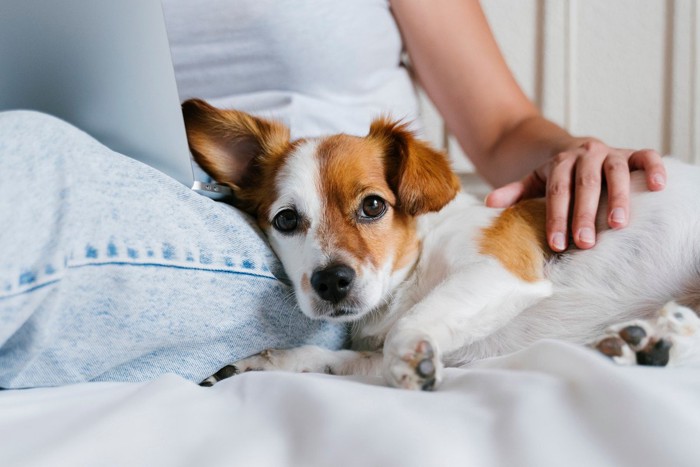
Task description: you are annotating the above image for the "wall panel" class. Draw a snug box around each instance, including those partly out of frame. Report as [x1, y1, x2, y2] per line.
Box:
[433, 0, 699, 173]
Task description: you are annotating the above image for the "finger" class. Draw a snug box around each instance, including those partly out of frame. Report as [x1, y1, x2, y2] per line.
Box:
[485, 171, 545, 208]
[628, 149, 666, 191]
[519, 170, 547, 200]
[485, 180, 525, 208]
[545, 152, 577, 252]
[603, 155, 631, 229]
[571, 152, 605, 249]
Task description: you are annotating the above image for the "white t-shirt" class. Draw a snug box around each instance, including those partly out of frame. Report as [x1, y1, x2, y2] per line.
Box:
[162, 0, 420, 139]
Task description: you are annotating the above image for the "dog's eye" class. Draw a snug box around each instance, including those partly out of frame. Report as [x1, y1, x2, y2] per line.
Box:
[273, 209, 299, 233]
[360, 196, 387, 220]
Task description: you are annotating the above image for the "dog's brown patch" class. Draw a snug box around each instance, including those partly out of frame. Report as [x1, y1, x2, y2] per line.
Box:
[183, 104, 455, 276]
[369, 118, 461, 216]
[182, 98, 294, 218]
[314, 135, 420, 273]
[479, 199, 552, 282]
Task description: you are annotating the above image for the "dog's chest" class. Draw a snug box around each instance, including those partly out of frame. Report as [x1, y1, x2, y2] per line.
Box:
[352, 195, 498, 349]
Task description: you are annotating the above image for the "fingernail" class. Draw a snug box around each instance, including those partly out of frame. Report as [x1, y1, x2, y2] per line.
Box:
[610, 208, 625, 225]
[577, 227, 595, 245]
[653, 174, 665, 187]
[551, 232, 566, 251]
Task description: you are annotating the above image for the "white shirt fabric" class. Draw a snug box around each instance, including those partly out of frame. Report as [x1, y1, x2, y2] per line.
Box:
[162, 0, 420, 140]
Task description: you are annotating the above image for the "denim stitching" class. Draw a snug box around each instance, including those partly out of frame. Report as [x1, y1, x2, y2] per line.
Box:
[73, 240, 276, 277]
[0, 279, 62, 301]
[1, 240, 280, 300]
[69, 262, 277, 279]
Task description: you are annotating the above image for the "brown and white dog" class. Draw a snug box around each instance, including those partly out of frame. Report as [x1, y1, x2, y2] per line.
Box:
[183, 99, 700, 390]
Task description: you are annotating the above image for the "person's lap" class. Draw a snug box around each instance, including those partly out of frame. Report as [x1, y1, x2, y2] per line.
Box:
[0, 110, 345, 389]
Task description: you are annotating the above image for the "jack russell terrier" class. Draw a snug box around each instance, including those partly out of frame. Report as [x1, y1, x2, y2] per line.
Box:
[183, 99, 700, 390]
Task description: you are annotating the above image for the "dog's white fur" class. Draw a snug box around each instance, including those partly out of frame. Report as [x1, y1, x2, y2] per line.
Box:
[269, 139, 412, 320]
[248, 167, 700, 389]
[183, 99, 700, 390]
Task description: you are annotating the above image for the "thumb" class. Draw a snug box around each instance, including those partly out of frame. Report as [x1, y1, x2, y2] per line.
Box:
[485, 180, 526, 208]
[485, 171, 546, 208]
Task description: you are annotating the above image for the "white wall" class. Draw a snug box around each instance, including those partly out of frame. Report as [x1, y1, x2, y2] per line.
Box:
[421, 0, 700, 174]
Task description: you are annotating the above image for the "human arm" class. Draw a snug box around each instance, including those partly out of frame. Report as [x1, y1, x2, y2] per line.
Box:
[390, 0, 666, 251]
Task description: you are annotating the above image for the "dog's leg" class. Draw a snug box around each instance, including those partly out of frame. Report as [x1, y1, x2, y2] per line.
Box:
[200, 346, 383, 386]
[593, 302, 700, 367]
[382, 262, 552, 390]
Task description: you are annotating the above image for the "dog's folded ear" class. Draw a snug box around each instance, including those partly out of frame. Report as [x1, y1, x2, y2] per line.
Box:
[182, 99, 290, 190]
[369, 117, 461, 216]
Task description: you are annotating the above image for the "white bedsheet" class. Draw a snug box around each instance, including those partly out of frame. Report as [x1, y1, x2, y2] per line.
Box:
[2, 340, 699, 467]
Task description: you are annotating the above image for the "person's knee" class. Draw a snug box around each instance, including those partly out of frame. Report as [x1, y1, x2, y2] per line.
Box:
[0, 110, 108, 186]
[0, 110, 105, 155]
[0, 109, 75, 133]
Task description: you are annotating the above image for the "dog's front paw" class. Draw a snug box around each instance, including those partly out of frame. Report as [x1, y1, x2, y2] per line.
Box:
[200, 364, 240, 386]
[383, 338, 443, 391]
[199, 349, 283, 387]
[200, 346, 340, 386]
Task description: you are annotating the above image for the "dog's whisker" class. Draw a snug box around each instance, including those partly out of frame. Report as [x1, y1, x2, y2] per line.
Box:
[282, 291, 300, 328]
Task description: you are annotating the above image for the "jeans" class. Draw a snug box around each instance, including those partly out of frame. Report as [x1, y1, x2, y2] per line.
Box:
[0, 110, 345, 388]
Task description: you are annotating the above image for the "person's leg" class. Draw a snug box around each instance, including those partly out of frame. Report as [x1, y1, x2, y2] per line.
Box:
[0, 110, 345, 388]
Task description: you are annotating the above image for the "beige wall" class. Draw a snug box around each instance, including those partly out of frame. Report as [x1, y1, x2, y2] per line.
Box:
[421, 0, 700, 174]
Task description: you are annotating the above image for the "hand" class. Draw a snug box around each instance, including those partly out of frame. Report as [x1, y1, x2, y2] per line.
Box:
[485, 139, 667, 252]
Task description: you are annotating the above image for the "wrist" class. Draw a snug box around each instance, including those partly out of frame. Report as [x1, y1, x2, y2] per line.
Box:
[485, 115, 572, 186]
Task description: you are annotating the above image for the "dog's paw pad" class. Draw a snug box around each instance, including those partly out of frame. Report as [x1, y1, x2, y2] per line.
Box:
[619, 325, 647, 348]
[385, 339, 442, 391]
[408, 340, 438, 387]
[416, 357, 435, 379]
[595, 336, 626, 358]
[636, 338, 672, 366]
[593, 317, 674, 367]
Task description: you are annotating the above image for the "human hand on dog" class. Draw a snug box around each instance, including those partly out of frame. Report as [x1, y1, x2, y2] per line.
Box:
[391, 0, 667, 253]
[485, 139, 666, 252]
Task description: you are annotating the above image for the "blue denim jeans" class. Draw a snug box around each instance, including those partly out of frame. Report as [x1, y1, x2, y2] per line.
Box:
[0, 110, 345, 388]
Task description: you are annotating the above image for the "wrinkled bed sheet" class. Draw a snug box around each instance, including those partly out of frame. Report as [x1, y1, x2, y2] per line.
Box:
[1, 340, 699, 467]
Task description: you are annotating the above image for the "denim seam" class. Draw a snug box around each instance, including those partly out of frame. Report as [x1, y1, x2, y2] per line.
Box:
[0, 279, 63, 301]
[68, 261, 278, 280]
[0, 262, 279, 301]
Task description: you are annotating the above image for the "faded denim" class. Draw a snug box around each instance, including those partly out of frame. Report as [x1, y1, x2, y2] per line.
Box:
[0, 110, 345, 388]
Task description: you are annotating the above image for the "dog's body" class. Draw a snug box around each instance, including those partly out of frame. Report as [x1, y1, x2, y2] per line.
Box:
[183, 99, 700, 390]
[358, 180, 698, 359]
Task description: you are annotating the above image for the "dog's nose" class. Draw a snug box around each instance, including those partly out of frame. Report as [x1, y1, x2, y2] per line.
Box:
[310, 265, 355, 304]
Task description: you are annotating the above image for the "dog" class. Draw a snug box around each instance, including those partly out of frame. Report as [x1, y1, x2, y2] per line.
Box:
[183, 99, 700, 390]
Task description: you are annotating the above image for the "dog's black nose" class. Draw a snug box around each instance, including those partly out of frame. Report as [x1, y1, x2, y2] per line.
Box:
[310, 265, 355, 303]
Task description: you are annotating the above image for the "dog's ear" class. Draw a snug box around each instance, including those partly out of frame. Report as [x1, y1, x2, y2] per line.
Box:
[182, 98, 290, 191]
[369, 117, 460, 216]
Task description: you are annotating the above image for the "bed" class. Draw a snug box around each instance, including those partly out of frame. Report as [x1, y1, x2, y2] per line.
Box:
[2, 339, 699, 467]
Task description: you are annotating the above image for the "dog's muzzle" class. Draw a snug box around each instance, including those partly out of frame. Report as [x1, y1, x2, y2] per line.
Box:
[310, 264, 355, 304]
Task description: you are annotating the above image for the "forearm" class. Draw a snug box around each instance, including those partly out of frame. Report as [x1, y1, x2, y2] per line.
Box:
[476, 115, 577, 187]
[391, 0, 666, 253]
[391, 0, 571, 187]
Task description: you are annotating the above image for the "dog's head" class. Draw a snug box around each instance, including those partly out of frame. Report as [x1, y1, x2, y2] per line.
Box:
[183, 99, 460, 321]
